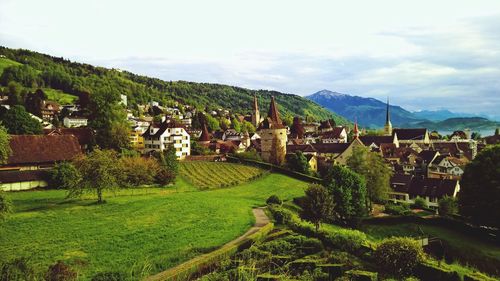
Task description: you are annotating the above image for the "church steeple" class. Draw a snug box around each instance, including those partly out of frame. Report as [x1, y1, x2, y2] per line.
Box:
[384, 97, 392, 136]
[267, 96, 282, 126]
[353, 118, 359, 139]
[252, 94, 260, 128]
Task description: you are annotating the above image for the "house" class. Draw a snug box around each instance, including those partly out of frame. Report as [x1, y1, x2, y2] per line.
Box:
[431, 141, 477, 161]
[0, 135, 82, 191]
[44, 128, 95, 151]
[388, 175, 460, 208]
[427, 154, 467, 180]
[359, 134, 399, 150]
[63, 116, 88, 128]
[288, 138, 365, 165]
[142, 119, 191, 159]
[41, 101, 61, 121]
[129, 125, 148, 150]
[319, 127, 348, 143]
[392, 128, 430, 144]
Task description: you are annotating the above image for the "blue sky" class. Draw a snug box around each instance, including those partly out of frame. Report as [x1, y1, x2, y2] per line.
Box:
[1, 0, 500, 118]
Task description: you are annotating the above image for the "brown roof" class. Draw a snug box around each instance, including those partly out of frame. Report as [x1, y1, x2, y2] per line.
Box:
[359, 135, 394, 146]
[393, 128, 428, 141]
[482, 134, 500, 145]
[199, 123, 211, 142]
[311, 143, 351, 154]
[432, 141, 473, 161]
[44, 128, 95, 148]
[0, 170, 49, 183]
[287, 144, 317, 154]
[260, 97, 285, 129]
[7, 135, 82, 165]
[408, 177, 458, 199]
[320, 127, 345, 139]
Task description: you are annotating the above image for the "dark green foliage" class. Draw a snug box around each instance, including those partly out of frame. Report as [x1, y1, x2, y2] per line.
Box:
[412, 197, 428, 209]
[269, 205, 293, 225]
[438, 196, 458, 217]
[0, 192, 13, 220]
[287, 151, 311, 174]
[120, 156, 160, 186]
[49, 162, 81, 190]
[323, 166, 367, 225]
[0, 105, 42, 134]
[374, 237, 425, 276]
[5, 81, 23, 106]
[459, 144, 500, 227]
[324, 228, 367, 252]
[45, 261, 77, 281]
[384, 202, 412, 216]
[0, 125, 11, 164]
[266, 195, 282, 205]
[345, 270, 378, 281]
[91, 272, 126, 281]
[300, 184, 335, 231]
[0, 258, 36, 281]
[155, 145, 179, 185]
[233, 148, 261, 161]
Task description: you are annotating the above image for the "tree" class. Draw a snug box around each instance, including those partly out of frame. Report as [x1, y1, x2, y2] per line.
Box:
[0, 125, 11, 164]
[49, 162, 81, 190]
[205, 114, 220, 132]
[108, 122, 131, 151]
[266, 195, 282, 205]
[121, 156, 160, 186]
[323, 165, 367, 225]
[438, 196, 458, 217]
[241, 120, 256, 134]
[70, 149, 124, 203]
[287, 151, 310, 174]
[0, 192, 13, 220]
[155, 145, 179, 185]
[219, 117, 230, 131]
[374, 237, 425, 276]
[231, 117, 242, 132]
[495, 128, 499, 136]
[347, 145, 392, 211]
[0, 105, 43, 135]
[6, 81, 23, 106]
[459, 145, 500, 227]
[25, 89, 46, 117]
[300, 184, 335, 231]
[471, 132, 481, 140]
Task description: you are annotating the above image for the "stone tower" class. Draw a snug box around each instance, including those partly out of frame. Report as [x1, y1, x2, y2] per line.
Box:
[258, 96, 287, 165]
[384, 98, 392, 136]
[251, 94, 260, 128]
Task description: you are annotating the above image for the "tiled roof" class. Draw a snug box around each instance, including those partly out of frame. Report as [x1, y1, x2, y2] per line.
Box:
[142, 119, 186, 138]
[44, 128, 95, 147]
[408, 177, 458, 198]
[7, 135, 81, 165]
[311, 143, 351, 154]
[319, 127, 345, 139]
[259, 97, 285, 129]
[393, 128, 428, 141]
[359, 135, 394, 146]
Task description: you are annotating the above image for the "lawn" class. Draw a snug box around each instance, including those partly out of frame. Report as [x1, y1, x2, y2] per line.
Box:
[0, 57, 22, 75]
[43, 88, 78, 104]
[179, 161, 265, 189]
[0, 173, 307, 280]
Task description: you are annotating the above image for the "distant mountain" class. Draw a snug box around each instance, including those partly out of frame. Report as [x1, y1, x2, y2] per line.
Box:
[412, 110, 483, 122]
[306, 90, 421, 128]
[403, 117, 500, 132]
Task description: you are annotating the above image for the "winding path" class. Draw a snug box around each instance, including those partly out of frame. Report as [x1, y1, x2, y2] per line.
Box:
[145, 207, 270, 281]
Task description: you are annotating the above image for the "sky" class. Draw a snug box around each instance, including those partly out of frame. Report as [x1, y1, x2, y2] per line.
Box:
[1, 0, 500, 118]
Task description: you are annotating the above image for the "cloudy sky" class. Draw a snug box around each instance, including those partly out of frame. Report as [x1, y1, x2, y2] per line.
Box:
[1, 0, 500, 118]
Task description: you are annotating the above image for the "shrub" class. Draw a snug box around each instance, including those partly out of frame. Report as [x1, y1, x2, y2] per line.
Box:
[438, 196, 458, 217]
[49, 162, 81, 190]
[325, 228, 368, 252]
[374, 237, 425, 276]
[121, 156, 160, 186]
[155, 168, 176, 185]
[268, 205, 292, 225]
[0, 258, 36, 281]
[266, 195, 282, 205]
[412, 197, 428, 209]
[0, 192, 13, 220]
[45, 261, 77, 281]
[384, 202, 412, 216]
[91, 272, 126, 281]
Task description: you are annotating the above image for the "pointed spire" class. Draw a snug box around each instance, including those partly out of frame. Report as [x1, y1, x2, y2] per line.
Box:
[199, 122, 210, 142]
[353, 117, 359, 139]
[267, 96, 282, 125]
[253, 94, 259, 112]
[385, 97, 391, 125]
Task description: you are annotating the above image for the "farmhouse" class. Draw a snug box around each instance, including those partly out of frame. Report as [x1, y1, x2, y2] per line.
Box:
[0, 135, 81, 191]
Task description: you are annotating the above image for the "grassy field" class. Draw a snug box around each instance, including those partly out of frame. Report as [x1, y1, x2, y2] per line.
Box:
[43, 88, 78, 104]
[0, 57, 22, 74]
[0, 173, 307, 280]
[179, 162, 265, 189]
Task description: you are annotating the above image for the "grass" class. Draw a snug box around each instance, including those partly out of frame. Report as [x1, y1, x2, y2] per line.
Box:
[42, 88, 78, 104]
[179, 161, 265, 189]
[0, 57, 22, 75]
[0, 173, 307, 280]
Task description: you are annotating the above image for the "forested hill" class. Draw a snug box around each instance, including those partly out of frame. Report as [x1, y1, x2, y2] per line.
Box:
[0, 46, 348, 124]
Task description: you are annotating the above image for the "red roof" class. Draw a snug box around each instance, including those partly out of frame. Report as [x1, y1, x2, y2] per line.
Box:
[259, 96, 285, 129]
[7, 135, 82, 165]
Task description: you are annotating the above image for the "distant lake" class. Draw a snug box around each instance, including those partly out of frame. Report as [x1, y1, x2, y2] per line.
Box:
[438, 129, 496, 137]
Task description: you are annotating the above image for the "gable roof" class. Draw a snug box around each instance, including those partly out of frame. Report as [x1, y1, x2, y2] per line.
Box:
[142, 119, 186, 138]
[393, 128, 428, 141]
[359, 135, 394, 147]
[408, 177, 458, 199]
[259, 96, 285, 129]
[320, 127, 346, 139]
[7, 135, 82, 165]
[44, 128, 95, 147]
[311, 143, 351, 154]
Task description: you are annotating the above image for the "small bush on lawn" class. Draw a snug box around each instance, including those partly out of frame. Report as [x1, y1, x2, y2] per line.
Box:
[268, 205, 292, 225]
[374, 237, 425, 276]
[438, 196, 458, 217]
[0, 192, 13, 220]
[0, 258, 37, 281]
[385, 202, 412, 216]
[121, 156, 160, 186]
[412, 197, 428, 209]
[91, 271, 126, 281]
[45, 261, 77, 281]
[324, 228, 368, 252]
[266, 195, 282, 205]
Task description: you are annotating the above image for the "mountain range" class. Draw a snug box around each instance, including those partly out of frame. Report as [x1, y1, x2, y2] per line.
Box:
[307, 90, 499, 133]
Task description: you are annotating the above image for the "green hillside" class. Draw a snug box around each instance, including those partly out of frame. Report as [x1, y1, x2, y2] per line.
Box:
[0, 56, 22, 74]
[0, 47, 348, 124]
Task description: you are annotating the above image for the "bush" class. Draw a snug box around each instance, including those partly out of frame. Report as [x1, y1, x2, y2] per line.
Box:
[324, 228, 368, 252]
[0, 258, 36, 281]
[121, 156, 160, 186]
[384, 202, 412, 216]
[155, 168, 176, 185]
[49, 162, 81, 190]
[438, 196, 458, 217]
[0, 192, 13, 220]
[266, 195, 282, 205]
[45, 261, 77, 281]
[269, 205, 292, 225]
[91, 272, 126, 281]
[374, 237, 425, 276]
[413, 197, 428, 209]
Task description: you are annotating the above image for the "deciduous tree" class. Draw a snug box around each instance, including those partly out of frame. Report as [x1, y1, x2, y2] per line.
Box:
[0, 105, 43, 135]
[0, 125, 11, 164]
[300, 184, 335, 231]
[287, 151, 310, 174]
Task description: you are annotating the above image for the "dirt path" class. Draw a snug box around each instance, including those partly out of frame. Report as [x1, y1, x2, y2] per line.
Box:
[145, 207, 270, 281]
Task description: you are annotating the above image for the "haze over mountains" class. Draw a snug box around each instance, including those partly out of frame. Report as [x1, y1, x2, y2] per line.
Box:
[307, 90, 499, 132]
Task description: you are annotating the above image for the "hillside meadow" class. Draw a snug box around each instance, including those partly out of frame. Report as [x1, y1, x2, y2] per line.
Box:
[0, 172, 308, 280]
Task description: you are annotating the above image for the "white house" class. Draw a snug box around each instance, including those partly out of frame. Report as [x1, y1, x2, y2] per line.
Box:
[142, 119, 191, 159]
[63, 117, 88, 128]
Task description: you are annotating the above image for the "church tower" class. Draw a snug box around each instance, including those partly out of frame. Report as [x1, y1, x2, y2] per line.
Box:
[384, 98, 392, 136]
[258, 97, 287, 165]
[251, 94, 260, 128]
